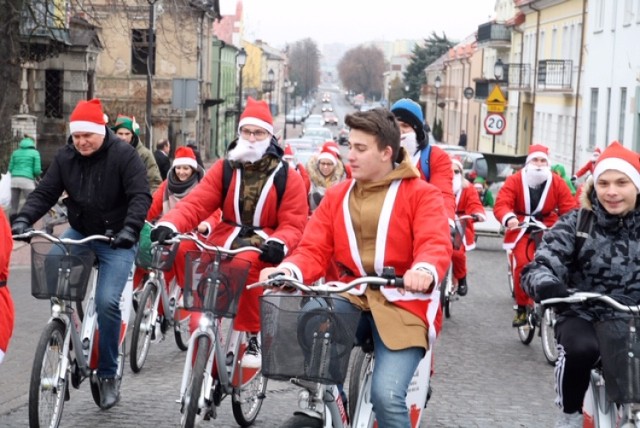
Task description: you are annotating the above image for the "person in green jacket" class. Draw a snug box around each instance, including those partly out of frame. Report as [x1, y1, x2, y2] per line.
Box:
[551, 163, 577, 195]
[8, 137, 41, 220]
[473, 177, 494, 208]
[112, 114, 162, 193]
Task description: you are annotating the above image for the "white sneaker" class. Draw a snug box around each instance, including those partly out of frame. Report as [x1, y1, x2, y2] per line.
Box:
[240, 336, 261, 369]
[554, 411, 582, 428]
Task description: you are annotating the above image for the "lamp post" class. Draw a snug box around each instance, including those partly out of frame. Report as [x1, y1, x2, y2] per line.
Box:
[492, 58, 504, 152]
[283, 80, 291, 139]
[291, 81, 298, 128]
[267, 68, 275, 115]
[434, 75, 442, 126]
[235, 47, 247, 129]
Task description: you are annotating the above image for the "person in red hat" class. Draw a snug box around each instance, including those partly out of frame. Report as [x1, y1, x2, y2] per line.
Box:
[494, 143, 576, 327]
[150, 97, 307, 369]
[0, 209, 14, 366]
[450, 156, 486, 296]
[571, 147, 602, 182]
[320, 139, 352, 178]
[11, 98, 151, 409]
[283, 143, 310, 194]
[522, 141, 640, 427]
[307, 144, 348, 213]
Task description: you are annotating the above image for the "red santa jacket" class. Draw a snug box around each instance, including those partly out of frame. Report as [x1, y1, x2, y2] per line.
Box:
[574, 160, 594, 179]
[494, 169, 576, 250]
[280, 176, 452, 334]
[0, 210, 14, 364]
[411, 145, 456, 220]
[455, 183, 486, 251]
[158, 158, 308, 253]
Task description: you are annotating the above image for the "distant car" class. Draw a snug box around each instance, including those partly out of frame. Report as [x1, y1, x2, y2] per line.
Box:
[322, 112, 339, 126]
[434, 143, 466, 155]
[303, 115, 325, 131]
[302, 127, 333, 142]
[337, 125, 349, 145]
[474, 181, 504, 239]
[285, 108, 304, 124]
[321, 103, 333, 112]
[285, 138, 319, 152]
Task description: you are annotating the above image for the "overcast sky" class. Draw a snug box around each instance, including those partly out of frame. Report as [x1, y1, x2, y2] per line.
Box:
[220, 0, 497, 47]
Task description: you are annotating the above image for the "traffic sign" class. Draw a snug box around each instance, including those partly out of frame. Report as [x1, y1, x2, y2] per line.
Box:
[486, 85, 507, 113]
[484, 113, 506, 135]
[463, 87, 474, 99]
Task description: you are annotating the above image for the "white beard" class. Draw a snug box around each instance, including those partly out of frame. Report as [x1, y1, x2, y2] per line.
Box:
[400, 132, 418, 155]
[228, 137, 271, 163]
[525, 165, 551, 188]
[453, 175, 462, 194]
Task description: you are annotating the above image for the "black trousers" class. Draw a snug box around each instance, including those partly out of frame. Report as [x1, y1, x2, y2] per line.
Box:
[555, 316, 600, 413]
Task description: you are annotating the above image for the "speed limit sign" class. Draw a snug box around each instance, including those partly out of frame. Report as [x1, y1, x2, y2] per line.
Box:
[484, 113, 506, 135]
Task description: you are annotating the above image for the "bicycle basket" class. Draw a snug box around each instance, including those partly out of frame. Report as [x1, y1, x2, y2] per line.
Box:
[183, 250, 250, 317]
[134, 222, 154, 269]
[30, 241, 96, 301]
[137, 242, 179, 271]
[594, 315, 640, 403]
[260, 294, 360, 384]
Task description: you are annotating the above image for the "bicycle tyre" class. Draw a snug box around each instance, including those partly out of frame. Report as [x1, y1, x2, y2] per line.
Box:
[506, 258, 515, 299]
[347, 347, 371, 421]
[517, 317, 535, 345]
[130, 282, 158, 373]
[173, 288, 190, 351]
[280, 414, 323, 428]
[231, 370, 267, 426]
[540, 308, 558, 365]
[28, 320, 68, 428]
[443, 270, 452, 319]
[181, 335, 209, 428]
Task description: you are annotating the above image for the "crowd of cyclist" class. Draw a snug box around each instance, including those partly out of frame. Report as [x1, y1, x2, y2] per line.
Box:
[4, 92, 640, 428]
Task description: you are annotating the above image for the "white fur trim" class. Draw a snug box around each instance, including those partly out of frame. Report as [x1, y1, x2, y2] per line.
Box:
[238, 117, 274, 135]
[279, 262, 303, 282]
[594, 158, 640, 191]
[318, 152, 337, 165]
[526, 151, 548, 163]
[172, 157, 198, 169]
[451, 159, 463, 171]
[70, 121, 106, 136]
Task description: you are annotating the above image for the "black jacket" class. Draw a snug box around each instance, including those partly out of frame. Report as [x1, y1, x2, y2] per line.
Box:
[19, 128, 152, 237]
[154, 149, 171, 180]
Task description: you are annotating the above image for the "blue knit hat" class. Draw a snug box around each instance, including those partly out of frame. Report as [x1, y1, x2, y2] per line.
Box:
[391, 98, 425, 141]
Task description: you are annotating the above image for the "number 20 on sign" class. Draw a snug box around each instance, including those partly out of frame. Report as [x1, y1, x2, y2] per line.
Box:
[484, 113, 506, 135]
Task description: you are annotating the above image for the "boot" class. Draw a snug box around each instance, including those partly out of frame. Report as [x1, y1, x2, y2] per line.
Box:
[457, 277, 468, 296]
[98, 377, 120, 410]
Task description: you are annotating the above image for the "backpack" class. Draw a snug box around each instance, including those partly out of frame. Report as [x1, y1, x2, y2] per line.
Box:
[419, 145, 433, 182]
[221, 159, 288, 207]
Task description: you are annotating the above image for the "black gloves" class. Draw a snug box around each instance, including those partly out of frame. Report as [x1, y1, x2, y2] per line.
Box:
[150, 225, 174, 244]
[11, 216, 32, 240]
[111, 226, 138, 249]
[259, 241, 285, 264]
[534, 279, 569, 303]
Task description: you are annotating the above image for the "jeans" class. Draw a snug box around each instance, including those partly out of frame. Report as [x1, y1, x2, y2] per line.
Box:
[59, 228, 135, 378]
[357, 311, 424, 428]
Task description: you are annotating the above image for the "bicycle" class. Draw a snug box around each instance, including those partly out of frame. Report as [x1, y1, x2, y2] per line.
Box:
[129, 241, 190, 373]
[250, 271, 432, 427]
[542, 292, 640, 427]
[171, 233, 267, 428]
[440, 214, 473, 318]
[14, 230, 132, 428]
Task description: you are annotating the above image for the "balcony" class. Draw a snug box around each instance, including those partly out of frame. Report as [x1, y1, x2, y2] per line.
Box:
[476, 22, 511, 48]
[537, 60, 573, 91]
[507, 63, 532, 91]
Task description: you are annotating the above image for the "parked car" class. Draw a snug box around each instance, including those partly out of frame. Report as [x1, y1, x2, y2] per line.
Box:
[321, 103, 333, 112]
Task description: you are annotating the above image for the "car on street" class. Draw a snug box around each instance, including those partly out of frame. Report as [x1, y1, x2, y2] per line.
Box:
[337, 125, 349, 145]
[284, 138, 320, 152]
[285, 108, 305, 124]
[322, 111, 339, 126]
[304, 114, 325, 129]
[302, 127, 333, 142]
[321, 103, 333, 112]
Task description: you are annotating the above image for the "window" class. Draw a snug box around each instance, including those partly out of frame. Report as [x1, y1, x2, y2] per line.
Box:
[589, 89, 599, 150]
[551, 28, 557, 59]
[612, 0, 619, 29]
[595, 0, 605, 31]
[619, 88, 627, 142]
[131, 29, 156, 75]
[45, 69, 63, 118]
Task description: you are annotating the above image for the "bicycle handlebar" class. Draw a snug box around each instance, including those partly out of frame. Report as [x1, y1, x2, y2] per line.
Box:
[542, 291, 640, 314]
[247, 274, 404, 293]
[164, 232, 262, 255]
[12, 229, 112, 245]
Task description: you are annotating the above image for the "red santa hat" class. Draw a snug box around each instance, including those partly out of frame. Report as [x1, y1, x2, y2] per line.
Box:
[591, 147, 602, 162]
[238, 97, 273, 136]
[321, 140, 342, 159]
[172, 146, 198, 169]
[526, 144, 549, 164]
[284, 144, 294, 157]
[69, 99, 107, 136]
[317, 145, 338, 165]
[451, 155, 464, 172]
[593, 141, 640, 191]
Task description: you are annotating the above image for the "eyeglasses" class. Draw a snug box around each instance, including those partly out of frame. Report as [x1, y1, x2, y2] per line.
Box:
[318, 162, 334, 167]
[454, 170, 462, 175]
[239, 128, 269, 140]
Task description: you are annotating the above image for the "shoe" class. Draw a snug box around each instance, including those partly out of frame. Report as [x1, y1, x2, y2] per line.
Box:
[457, 277, 468, 296]
[512, 306, 528, 327]
[241, 336, 261, 369]
[554, 411, 583, 428]
[98, 377, 120, 410]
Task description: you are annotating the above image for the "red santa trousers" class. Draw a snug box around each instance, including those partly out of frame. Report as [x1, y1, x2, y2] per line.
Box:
[510, 235, 537, 307]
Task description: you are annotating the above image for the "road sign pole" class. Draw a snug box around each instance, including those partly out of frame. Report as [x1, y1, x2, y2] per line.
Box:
[492, 134, 496, 153]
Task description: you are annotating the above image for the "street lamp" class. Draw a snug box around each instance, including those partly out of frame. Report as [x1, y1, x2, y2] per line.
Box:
[235, 47, 247, 129]
[283, 80, 292, 139]
[434, 75, 442, 126]
[494, 58, 505, 81]
[267, 68, 275, 115]
[291, 81, 298, 128]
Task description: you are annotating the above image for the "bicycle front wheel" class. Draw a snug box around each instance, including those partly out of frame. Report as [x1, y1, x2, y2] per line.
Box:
[517, 315, 536, 345]
[29, 320, 68, 428]
[131, 282, 158, 372]
[347, 346, 372, 421]
[540, 308, 558, 365]
[181, 335, 210, 428]
[280, 414, 323, 427]
[231, 368, 267, 426]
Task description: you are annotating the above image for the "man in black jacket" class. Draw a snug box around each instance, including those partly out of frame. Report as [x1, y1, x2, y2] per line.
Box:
[154, 139, 171, 180]
[11, 99, 151, 410]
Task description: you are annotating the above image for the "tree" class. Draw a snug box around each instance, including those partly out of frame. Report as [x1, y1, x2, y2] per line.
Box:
[403, 32, 455, 102]
[288, 38, 320, 100]
[337, 45, 385, 101]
